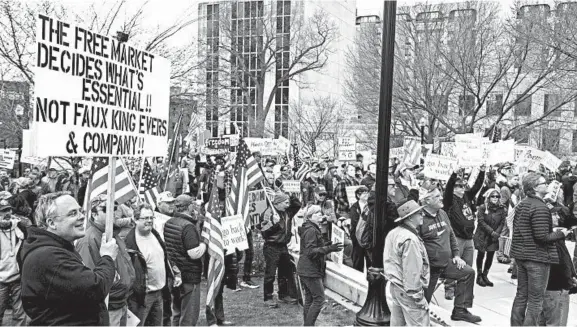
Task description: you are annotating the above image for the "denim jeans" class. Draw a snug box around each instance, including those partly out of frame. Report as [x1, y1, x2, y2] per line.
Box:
[108, 305, 127, 326]
[387, 282, 430, 326]
[426, 262, 475, 309]
[263, 243, 294, 300]
[445, 237, 474, 291]
[172, 283, 200, 326]
[538, 290, 569, 326]
[510, 259, 550, 326]
[300, 276, 325, 326]
[131, 290, 163, 326]
[243, 231, 254, 282]
[0, 281, 26, 326]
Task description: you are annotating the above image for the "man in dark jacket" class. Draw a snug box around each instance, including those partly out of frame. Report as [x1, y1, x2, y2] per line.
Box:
[19, 192, 118, 326]
[76, 196, 136, 326]
[259, 191, 301, 308]
[419, 187, 481, 323]
[297, 205, 343, 326]
[125, 203, 181, 326]
[510, 173, 570, 326]
[348, 185, 369, 272]
[163, 195, 206, 326]
[443, 167, 485, 300]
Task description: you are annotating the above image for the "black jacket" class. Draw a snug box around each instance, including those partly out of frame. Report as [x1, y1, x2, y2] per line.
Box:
[124, 228, 178, 307]
[163, 213, 203, 284]
[19, 227, 115, 326]
[259, 196, 301, 245]
[444, 171, 485, 240]
[473, 204, 506, 252]
[296, 221, 335, 278]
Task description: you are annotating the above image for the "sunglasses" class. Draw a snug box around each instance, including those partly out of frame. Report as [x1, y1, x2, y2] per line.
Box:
[318, 192, 327, 196]
[455, 184, 465, 189]
[98, 205, 118, 213]
[489, 195, 500, 199]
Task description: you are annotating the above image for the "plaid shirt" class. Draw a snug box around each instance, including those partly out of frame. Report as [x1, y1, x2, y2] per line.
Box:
[335, 176, 360, 213]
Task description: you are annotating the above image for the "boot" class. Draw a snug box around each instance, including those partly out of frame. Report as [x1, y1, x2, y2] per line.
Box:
[476, 271, 487, 287]
[451, 307, 482, 323]
[482, 271, 494, 287]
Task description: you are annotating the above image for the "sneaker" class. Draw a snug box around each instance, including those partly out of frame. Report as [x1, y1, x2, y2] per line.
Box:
[240, 280, 260, 289]
[279, 296, 298, 304]
[264, 298, 279, 308]
[444, 287, 455, 300]
[451, 308, 482, 323]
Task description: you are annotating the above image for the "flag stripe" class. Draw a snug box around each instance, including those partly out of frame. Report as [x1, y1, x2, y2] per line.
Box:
[89, 157, 137, 205]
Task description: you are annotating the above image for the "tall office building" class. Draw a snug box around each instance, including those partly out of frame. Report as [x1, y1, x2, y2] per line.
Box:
[194, 0, 356, 139]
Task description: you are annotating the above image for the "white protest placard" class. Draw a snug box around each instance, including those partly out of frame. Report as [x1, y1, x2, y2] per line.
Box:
[544, 180, 561, 203]
[514, 145, 530, 162]
[541, 151, 562, 172]
[20, 156, 47, 167]
[283, 180, 301, 194]
[244, 138, 290, 156]
[330, 224, 344, 265]
[467, 166, 480, 189]
[423, 153, 459, 181]
[440, 142, 457, 160]
[520, 147, 546, 170]
[338, 137, 356, 161]
[33, 15, 170, 157]
[248, 190, 268, 226]
[485, 140, 515, 165]
[0, 150, 16, 170]
[455, 134, 483, 167]
[346, 185, 361, 205]
[221, 214, 249, 253]
[390, 147, 405, 160]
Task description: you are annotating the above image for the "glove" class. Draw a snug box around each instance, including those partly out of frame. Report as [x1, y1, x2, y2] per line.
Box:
[328, 242, 343, 252]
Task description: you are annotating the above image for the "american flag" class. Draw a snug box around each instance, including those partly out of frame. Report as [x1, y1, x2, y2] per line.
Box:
[89, 157, 138, 205]
[138, 158, 161, 210]
[201, 176, 225, 309]
[293, 144, 311, 182]
[403, 137, 421, 166]
[226, 138, 265, 230]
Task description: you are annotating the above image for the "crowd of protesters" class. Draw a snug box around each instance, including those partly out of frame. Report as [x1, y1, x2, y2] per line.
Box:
[0, 146, 576, 327]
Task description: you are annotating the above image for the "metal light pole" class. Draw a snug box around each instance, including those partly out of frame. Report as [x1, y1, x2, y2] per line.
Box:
[419, 117, 427, 145]
[355, 1, 397, 326]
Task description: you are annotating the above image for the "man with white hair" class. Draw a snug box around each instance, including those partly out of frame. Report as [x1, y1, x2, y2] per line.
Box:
[19, 192, 118, 325]
[384, 199, 430, 326]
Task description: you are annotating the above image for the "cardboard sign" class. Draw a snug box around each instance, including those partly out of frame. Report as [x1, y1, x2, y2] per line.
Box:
[346, 185, 361, 205]
[338, 137, 356, 161]
[283, 180, 301, 194]
[0, 149, 16, 170]
[221, 214, 249, 253]
[248, 190, 268, 226]
[541, 151, 562, 172]
[440, 142, 457, 159]
[244, 138, 290, 156]
[330, 224, 344, 265]
[205, 137, 230, 150]
[423, 154, 459, 181]
[33, 15, 170, 157]
[390, 147, 405, 160]
[520, 148, 546, 170]
[485, 140, 515, 165]
[455, 134, 483, 167]
[20, 156, 47, 166]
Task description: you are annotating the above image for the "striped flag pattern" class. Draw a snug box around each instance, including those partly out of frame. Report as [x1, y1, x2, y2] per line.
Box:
[138, 158, 161, 210]
[89, 157, 138, 205]
[202, 176, 225, 309]
[403, 137, 421, 166]
[226, 138, 265, 230]
[293, 144, 311, 182]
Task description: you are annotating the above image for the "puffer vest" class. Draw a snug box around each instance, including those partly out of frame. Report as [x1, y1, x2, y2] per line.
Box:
[164, 216, 202, 284]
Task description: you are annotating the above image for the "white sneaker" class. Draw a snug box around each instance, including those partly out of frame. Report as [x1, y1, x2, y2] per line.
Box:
[240, 280, 260, 289]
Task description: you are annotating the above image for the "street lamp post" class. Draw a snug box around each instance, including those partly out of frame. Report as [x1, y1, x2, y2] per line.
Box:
[419, 117, 427, 145]
[355, 1, 397, 326]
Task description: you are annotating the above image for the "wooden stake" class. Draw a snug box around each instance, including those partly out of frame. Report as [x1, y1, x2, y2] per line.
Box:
[105, 157, 116, 242]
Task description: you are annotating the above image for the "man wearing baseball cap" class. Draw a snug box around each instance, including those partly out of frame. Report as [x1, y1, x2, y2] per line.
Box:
[383, 199, 429, 326]
[0, 194, 28, 326]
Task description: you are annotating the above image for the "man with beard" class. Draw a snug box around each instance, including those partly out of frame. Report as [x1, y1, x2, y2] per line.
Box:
[302, 167, 322, 205]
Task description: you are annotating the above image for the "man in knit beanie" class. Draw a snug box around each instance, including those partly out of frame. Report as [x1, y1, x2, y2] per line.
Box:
[258, 191, 301, 308]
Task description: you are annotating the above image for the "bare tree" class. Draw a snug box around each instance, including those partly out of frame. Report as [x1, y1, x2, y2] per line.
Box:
[287, 96, 346, 157]
[202, 2, 338, 137]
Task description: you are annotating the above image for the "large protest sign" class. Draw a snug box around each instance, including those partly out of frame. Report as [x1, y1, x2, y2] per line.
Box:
[201, 137, 231, 155]
[519, 147, 546, 170]
[484, 140, 515, 165]
[283, 180, 302, 198]
[0, 150, 16, 170]
[423, 154, 459, 181]
[455, 134, 483, 167]
[248, 190, 267, 226]
[330, 224, 344, 264]
[221, 214, 249, 253]
[33, 15, 170, 157]
[338, 137, 356, 161]
[440, 142, 457, 159]
[541, 151, 562, 172]
[390, 147, 405, 160]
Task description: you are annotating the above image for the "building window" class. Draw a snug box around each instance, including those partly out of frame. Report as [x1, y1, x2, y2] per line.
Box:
[542, 129, 560, 152]
[274, 0, 290, 138]
[515, 95, 532, 117]
[487, 94, 503, 116]
[544, 94, 561, 117]
[458, 94, 475, 116]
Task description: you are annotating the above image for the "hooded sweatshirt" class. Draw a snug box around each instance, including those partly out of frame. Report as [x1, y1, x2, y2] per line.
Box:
[296, 220, 333, 278]
[418, 209, 460, 268]
[18, 227, 116, 326]
[443, 171, 485, 240]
